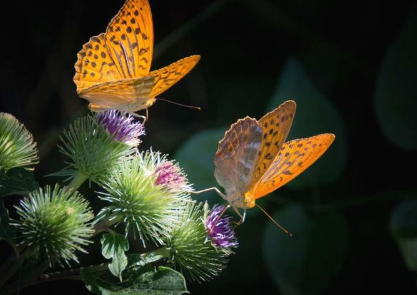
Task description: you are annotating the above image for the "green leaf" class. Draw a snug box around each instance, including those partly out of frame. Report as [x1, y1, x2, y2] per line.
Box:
[0, 167, 39, 198]
[374, 6, 417, 150]
[390, 200, 417, 239]
[390, 200, 417, 272]
[262, 206, 348, 295]
[81, 265, 188, 295]
[101, 232, 129, 280]
[127, 250, 167, 269]
[0, 199, 15, 247]
[174, 128, 227, 206]
[266, 58, 347, 190]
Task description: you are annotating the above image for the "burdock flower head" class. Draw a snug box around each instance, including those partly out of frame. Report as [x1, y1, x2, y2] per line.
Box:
[205, 204, 238, 249]
[96, 151, 189, 246]
[96, 110, 144, 146]
[152, 155, 192, 194]
[13, 185, 94, 266]
[0, 113, 38, 171]
[57, 112, 142, 183]
[165, 202, 237, 283]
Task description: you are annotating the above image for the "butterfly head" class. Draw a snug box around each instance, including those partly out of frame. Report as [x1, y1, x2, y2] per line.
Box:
[222, 190, 256, 210]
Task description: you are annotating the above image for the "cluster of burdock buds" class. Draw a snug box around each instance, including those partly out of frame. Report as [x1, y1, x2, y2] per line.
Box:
[2, 110, 239, 283]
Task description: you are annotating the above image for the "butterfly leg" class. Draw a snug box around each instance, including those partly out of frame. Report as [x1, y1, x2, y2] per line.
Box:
[188, 187, 227, 199]
[232, 208, 247, 229]
[130, 112, 147, 124]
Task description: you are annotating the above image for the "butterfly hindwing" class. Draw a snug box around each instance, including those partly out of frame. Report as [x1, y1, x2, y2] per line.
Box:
[250, 101, 296, 185]
[82, 76, 154, 112]
[214, 117, 262, 197]
[105, 0, 154, 78]
[251, 133, 335, 199]
[74, 34, 122, 92]
[150, 55, 201, 98]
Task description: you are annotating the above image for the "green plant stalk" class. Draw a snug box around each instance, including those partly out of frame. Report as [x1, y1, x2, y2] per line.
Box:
[1, 260, 50, 295]
[148, 247, 171, 260]
[0, 251, 29, 288]
[67, 171, 88, 190]
[93, 214, 124, 236]
[0, 242, 26, 280]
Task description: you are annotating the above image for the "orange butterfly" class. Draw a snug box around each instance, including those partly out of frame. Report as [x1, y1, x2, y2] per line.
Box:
[197, 100, 334, 225]
[73, 0, 200, 117]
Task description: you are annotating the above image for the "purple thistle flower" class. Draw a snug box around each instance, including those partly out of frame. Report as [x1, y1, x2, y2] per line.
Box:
[96, 110, 145, 146]
[154, 161, 187, 192]
[205, 205, 238, 248]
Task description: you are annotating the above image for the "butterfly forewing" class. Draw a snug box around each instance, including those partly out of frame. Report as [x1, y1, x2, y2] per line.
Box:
[105, 0, 154, 78]
[150, 55, 201, 98]
[74, 34, 122, 92]
[251, 133, 335, 199]
[250, 101, 296, 187]
[214, 117, 262, 197]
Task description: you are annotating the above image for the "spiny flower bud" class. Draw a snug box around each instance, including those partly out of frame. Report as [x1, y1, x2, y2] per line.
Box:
[13, 185, 94, 266]
[57, 115, 136, 183]
[166, 201, 234, 283]
[97, 152, 189, 246]
[205, 204, 238, 249]
[96, 110, 144, 146]
[0, 113, 38, 171]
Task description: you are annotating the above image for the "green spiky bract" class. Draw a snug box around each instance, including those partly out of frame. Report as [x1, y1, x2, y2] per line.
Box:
[13, 185, 94, 266]
[57, 115, 135, 183]
[0, 113, 38, 171]
[165, 201, 230, 283]
[97, 152, 189, 246]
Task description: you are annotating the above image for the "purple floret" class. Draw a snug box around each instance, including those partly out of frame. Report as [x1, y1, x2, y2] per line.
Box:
[205, 205, 238, 248]
[154, 161, 187, 192]
[96, 110, 145, 146]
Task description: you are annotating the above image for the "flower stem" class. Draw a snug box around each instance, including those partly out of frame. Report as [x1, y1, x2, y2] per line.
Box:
[0, 251, 27, 288]
[149, 247, 171, 259]
[93, 214, 123, 236]
[1, 259, 49, 295]
[0, 242, 26, 283]
[67, 171, 88, 190]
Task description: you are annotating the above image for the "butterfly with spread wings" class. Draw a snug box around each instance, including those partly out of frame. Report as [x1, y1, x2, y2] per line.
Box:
[73, 0, 200, 118]
[196, 100, 335, 225]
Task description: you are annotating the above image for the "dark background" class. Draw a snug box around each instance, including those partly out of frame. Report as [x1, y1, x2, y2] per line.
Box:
[1, 0, 417, 294]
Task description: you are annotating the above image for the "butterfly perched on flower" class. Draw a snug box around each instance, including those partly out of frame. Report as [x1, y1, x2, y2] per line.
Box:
[73, 0, 200, 116]
[213, 100, 334, 213]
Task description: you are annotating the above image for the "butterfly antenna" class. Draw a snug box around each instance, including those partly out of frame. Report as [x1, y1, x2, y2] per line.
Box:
[256, 204, 292, 237]
[156, 98, 201, 110]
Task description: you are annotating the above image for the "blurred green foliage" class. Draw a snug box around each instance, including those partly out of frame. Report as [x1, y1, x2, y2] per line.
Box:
[263, 206, 348, 295]
[266, 58, 347, 190]
[374, 6, 417, 150]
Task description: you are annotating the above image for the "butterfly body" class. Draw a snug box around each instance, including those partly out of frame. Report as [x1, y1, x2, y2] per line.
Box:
[214, 100, 335, 211]
[74, 0, 200, 114]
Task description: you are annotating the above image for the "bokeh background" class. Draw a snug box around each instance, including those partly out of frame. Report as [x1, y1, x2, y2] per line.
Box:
[1, 0, 417, 294]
